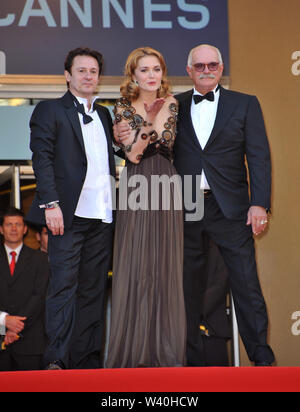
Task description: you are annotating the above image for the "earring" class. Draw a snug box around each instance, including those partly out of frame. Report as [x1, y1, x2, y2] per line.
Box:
[130, 79, 139, 89]
[157, 82, 163, 96]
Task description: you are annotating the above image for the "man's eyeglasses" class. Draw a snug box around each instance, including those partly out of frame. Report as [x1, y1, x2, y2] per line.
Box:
[192, 62, 220, 72]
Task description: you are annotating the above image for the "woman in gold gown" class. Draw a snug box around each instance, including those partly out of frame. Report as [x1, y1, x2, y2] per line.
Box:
[106, 47, 186, 368]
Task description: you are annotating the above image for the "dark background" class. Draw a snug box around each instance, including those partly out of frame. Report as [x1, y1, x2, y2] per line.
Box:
[0, 0, 229, 76]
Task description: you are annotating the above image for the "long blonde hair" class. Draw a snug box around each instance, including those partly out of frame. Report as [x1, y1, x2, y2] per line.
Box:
[120, 47, 171, 101]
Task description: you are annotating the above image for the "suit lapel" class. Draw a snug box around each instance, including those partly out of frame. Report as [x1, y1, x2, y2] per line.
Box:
[95, 104, 111, 144]
[204, 87, 238, 150]
[61, 91, 86, 153]
[0, 245, 30, 283]
[180, 90, 204, 151]
[12, 246, 30, 283]
[0, 245, 11, 281]
[95, 104, 116, 179]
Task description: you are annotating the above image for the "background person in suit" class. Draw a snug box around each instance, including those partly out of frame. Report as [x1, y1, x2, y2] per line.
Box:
[27, 47, 116, 370]
[174, 44, 275, 366]
[27, 223, 49, 254]
[36, 225, 48, 254]
[0, 208, 49, 371]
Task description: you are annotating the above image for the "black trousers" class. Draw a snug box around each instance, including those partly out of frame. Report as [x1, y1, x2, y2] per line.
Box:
[45, 217, 113, 369]
[0, 349, 43, 371]
[183, 194, 275, 365]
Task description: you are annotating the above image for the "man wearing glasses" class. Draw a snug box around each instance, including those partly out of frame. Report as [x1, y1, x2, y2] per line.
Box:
[175, 44, 275, 367]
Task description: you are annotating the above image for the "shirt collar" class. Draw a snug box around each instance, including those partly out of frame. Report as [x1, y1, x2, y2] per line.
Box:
[193, 84, 220, 97]
[4, 243, 23, 258]
[75, 95, 100, 114]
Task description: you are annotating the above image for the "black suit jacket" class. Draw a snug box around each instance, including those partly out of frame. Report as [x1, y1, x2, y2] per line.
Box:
[0, 244, 49, 355]
[174, 87, 271, 220]
[27, 91, 116, 229]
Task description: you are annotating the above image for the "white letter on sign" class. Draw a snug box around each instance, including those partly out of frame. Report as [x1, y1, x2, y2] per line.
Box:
[102, 0, 134, 28]
[19, 0, 56, 27]
[0, 12, 15, 27]
[177, 0, 210, 29]
[60, 0, 92, 28]
[144, 0, 172, 29]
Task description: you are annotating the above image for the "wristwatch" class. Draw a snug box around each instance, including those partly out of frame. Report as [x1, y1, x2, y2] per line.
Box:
[39, 201, 60, 210]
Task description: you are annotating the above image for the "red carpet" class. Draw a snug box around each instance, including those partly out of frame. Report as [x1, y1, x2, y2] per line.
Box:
[0, 367, 299, 392]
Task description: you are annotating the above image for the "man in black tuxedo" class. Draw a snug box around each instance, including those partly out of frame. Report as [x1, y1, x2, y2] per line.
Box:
[174, 44, 275, 366]
[27, 48, 116, 370]
[0, 208, 49, 371]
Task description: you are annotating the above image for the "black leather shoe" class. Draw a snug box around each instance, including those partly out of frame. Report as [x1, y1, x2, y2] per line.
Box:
[46, 360, 65, 370]
[255, 361, 273, 367]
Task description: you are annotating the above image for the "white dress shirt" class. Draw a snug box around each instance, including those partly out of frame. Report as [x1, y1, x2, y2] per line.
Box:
[74, 95, 113, 223]
[0, 243, 24, 329]
[4, 243, 23, 265]
[0, 312, 7, 330]
[191, 86, 220, 189]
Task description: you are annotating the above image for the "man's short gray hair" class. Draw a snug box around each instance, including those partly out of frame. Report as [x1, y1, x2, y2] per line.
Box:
[187, 44, 223, 68]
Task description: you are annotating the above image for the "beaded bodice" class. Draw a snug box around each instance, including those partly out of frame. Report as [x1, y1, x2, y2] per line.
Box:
[113, 97, 178, 162]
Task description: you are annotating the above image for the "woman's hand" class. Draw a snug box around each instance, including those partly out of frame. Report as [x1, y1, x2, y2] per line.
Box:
[114, 98, 165, 145]
[144, 98, 165, 123]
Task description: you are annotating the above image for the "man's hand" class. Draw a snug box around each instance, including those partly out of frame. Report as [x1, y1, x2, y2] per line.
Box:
[4, 331, 20, 346]
[247, 206, 269, 236]
[113, 122, 131, 145]
[45, 206, 64, 236]
[5, 315, 26, 334]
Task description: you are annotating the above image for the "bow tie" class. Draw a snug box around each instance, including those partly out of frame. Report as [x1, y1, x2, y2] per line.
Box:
[193, 91, 215, 104]
[71, 93, 97, 124]
[76, 103, 94, 124]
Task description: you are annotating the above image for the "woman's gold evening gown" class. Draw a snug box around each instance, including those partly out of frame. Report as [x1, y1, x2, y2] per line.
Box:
[106, 98, 186, 368]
